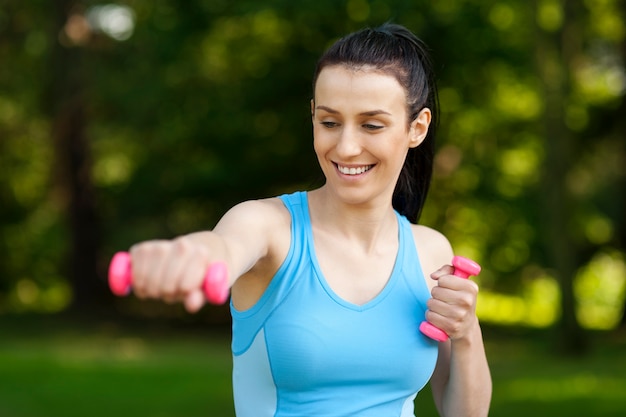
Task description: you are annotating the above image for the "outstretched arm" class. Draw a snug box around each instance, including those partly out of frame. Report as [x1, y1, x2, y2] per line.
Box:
[129, 198, 288, 312]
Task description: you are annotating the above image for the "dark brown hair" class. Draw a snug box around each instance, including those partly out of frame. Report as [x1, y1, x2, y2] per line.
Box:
[312, 23, 439, 223]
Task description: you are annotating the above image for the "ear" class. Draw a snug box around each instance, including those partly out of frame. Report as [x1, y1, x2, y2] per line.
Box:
[408, 108, 431, 148]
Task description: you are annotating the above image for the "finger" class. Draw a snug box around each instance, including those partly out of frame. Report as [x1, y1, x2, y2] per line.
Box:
[425, 304, 470, 337]
[427, 297, 461, 319]
[430, 264, 454, 280]
[130, 241, 168, 298]
[179, 246, 212, 294]
[435, 274, 480, 293]
[430, 285, 459, 303]
[159, 242, 191, 299]
[431, 289, 479, 318]
[424, 308, 457, 336]
[427, 292, 478, 331]
[162, 293, 183, 304]
[184, 289, 205, 313]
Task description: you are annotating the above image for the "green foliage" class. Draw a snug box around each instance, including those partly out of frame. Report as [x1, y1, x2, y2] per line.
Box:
[0, 0, 624, 332]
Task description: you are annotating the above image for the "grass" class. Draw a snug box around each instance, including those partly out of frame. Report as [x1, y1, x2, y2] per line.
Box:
[482, 331, 626, 417]
[0, 315, 235, 417]
[1, 315, 625, 417]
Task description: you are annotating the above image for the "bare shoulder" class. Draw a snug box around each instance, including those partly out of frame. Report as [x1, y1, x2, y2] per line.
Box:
[211, 196, 291, 275]
[409, 224, 454, 288]
[410, 224, 451, 249]
[215, 197, 291, 234]
[224, 197, 292, 310]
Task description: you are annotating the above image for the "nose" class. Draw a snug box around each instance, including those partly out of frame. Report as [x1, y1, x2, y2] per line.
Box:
[335, 126, 362, 158]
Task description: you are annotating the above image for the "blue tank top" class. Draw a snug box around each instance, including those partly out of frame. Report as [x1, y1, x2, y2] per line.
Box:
[230, 191, 438, 417]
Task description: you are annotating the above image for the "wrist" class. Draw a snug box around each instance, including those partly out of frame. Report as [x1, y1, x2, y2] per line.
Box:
[450, 317, 482, 350]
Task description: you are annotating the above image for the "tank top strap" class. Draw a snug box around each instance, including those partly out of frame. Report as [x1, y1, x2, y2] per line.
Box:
[230, 191, 309, 354]
[395, 213, 431, 310]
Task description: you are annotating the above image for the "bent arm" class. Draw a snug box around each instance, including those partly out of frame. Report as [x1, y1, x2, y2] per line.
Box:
[430, 321, 492, 417]
[413, 225, 492, 417]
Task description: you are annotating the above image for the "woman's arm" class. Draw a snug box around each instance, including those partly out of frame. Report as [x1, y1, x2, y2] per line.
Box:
[413, 226, 492, 417]
[430, 309, 492, 417]
[128, 197, 289, 312]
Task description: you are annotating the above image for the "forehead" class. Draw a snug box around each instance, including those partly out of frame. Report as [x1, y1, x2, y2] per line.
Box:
[314, 65, 407, 112]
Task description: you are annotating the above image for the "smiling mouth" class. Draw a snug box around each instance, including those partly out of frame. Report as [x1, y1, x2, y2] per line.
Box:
[335, 163, 375, 175]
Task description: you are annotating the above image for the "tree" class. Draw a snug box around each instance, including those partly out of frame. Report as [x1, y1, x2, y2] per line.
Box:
[534, 0, 587, 353]
[0, 0, 624, 347]
[46, 0, 106, 311]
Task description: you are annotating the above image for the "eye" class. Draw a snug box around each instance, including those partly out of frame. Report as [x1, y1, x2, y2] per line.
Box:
[363, 123, 383, 131]
[320, 121, 339, 128]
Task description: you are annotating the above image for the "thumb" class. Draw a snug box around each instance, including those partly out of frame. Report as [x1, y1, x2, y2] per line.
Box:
[184, 289, 206, 313]
[430, 264, 454, 281]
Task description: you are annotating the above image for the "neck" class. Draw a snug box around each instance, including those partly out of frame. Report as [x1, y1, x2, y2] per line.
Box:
[307, 187, 398, 254]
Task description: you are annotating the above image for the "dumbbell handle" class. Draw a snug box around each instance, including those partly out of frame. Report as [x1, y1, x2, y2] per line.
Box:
[108, 251, 230, 305]
[419, 256, 481, 342]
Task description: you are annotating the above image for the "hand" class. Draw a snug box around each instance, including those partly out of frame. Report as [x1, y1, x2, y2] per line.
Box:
[128, 236, 214, 313]
[425, 265, 480, 341]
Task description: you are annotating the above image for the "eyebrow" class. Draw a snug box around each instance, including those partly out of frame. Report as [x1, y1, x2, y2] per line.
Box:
[315, 105, 391, 117]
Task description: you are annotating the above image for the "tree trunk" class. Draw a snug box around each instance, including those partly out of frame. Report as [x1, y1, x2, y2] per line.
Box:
[46, 0, 105, 312]
[534, 0, 587, 353]
[616, 0, 626, 330]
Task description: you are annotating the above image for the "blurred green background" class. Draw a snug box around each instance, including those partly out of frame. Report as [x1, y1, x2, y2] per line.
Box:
[1, 0, 625, 416]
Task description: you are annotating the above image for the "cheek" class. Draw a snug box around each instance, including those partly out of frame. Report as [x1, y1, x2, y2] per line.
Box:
[381, 137, 412, 170]
[312, 127, 330, 155]
[312, 132, 328, 167]
[312, 129, 321, 154]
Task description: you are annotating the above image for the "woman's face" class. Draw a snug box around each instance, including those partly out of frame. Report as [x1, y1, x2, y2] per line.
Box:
[312, 65, 430, 208]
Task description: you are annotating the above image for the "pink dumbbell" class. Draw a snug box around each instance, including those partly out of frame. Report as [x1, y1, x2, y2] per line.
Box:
[419, 255, 481, 342]
[108, 251, 230, 305]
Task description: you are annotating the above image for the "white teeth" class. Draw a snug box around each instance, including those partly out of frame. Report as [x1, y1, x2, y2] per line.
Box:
[338, 164, 373, 175]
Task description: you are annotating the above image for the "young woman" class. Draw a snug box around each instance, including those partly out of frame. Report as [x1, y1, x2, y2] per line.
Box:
[127, 23, 491, 417]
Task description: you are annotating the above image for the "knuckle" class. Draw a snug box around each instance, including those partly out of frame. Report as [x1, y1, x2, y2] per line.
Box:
[461, 293, 477, 309]
[449, 309, 462, 322]
[180, 276, 199, 293]
[424, 310, 436, 324]
[437, 276, 450, 287]
[458, 295, 471, 308]
[429, 289, 437, 301]
[163, 293, 180, 304]
[161, 283, 177, 298]
[172, 237, 190, 254]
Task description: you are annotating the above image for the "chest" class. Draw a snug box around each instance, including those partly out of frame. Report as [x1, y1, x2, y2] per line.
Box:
[312, 231, 399, 306]
[263, 272, 438, 398]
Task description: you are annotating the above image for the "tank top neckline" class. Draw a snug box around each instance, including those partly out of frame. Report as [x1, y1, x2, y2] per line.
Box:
[299, 191, 406, 312]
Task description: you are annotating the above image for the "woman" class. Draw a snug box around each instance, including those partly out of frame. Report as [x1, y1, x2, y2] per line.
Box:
[128, 23, 492, 416]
